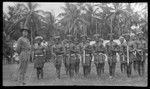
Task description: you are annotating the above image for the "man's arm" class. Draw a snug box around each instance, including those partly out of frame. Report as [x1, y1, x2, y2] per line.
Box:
[15, 38, 22, 54]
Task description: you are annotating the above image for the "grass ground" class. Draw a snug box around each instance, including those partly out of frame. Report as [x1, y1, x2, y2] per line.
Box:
[3, 59, 147, 86]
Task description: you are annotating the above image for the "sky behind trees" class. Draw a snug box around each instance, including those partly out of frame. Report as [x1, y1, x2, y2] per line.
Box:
[3, 2, 147, 20]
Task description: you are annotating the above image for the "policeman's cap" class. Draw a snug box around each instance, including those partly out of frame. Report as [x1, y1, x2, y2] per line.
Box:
[93, 34, 100, 37]
[21, 27, 30, 33]
[35, 36, 43, 40]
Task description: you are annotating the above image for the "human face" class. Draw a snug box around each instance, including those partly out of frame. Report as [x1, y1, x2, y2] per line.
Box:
[110, 37, 113, 42]
[37, 39, 42, 45]
[119, 38, 124, 44]
[22, 30, 28, 37]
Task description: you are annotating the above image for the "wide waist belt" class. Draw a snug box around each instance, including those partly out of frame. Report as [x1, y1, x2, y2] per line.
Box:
[95, 53, 105, 55]
[70, 54, 75, 56]
[85, 54, 90, 56]
[137, 50, 143, 52]
[56, 54, 63, 56]
[35, 55, 44, 56]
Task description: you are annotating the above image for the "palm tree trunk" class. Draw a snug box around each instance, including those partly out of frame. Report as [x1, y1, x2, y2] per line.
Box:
[110, 16, 113, 34]
[24, 12, 34, 62]
[118, 19, 121, 36]
[96, 20, 97, 34]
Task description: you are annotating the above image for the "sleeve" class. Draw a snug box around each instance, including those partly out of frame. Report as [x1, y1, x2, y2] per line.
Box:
[105, 43, 109, 55]
[15, 38, 22, 54]
[103, 46, 106, 54]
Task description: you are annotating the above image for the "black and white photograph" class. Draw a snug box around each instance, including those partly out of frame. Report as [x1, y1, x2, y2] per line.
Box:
[3, 2, 148, 86]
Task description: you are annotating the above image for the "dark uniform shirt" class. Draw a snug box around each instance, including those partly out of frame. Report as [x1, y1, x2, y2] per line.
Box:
[34, 44, 45, 68]
[135, 39, 147, 61]
[106, 41, 118, 63]
[52, 43, 64, 65]
[69, 43, 77, 64]
[119, 42, 127, 63]
[128, 41, 136, 62]
[93, 42, 106, 63]
[81, 42, 93, 66]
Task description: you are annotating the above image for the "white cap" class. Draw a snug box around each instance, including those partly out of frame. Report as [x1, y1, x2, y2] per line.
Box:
[35, 36, 43, 40]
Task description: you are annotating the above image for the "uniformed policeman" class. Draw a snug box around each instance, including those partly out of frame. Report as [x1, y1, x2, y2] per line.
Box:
[52, 36, 64, 79]
[68, 35, 77, 79]
[62, 38, 69, 75]
[126, 34, 136, 77]
[93, 34, 106, 77]
[136, 32, 147, 76]
[106, 33, 118, 79]
[81, 35, 93, 78]
[74, 37, 81, 76]
[132, 35, 139, 73]
[118, 36, 127, 73]
[34, 36, 46, 79]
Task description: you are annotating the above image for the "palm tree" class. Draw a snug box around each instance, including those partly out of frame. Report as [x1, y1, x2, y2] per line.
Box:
[80, 3, 100, 37]
[5, 2, 47, 62]
[42, 11, 56, 40]
[58, 3, 89, 37]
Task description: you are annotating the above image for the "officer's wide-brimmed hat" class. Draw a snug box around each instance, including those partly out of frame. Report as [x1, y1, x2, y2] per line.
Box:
[20, 27, 31, 33]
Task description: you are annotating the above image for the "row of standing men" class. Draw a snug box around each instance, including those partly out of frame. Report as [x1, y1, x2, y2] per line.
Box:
[33, 32, 147, 80]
